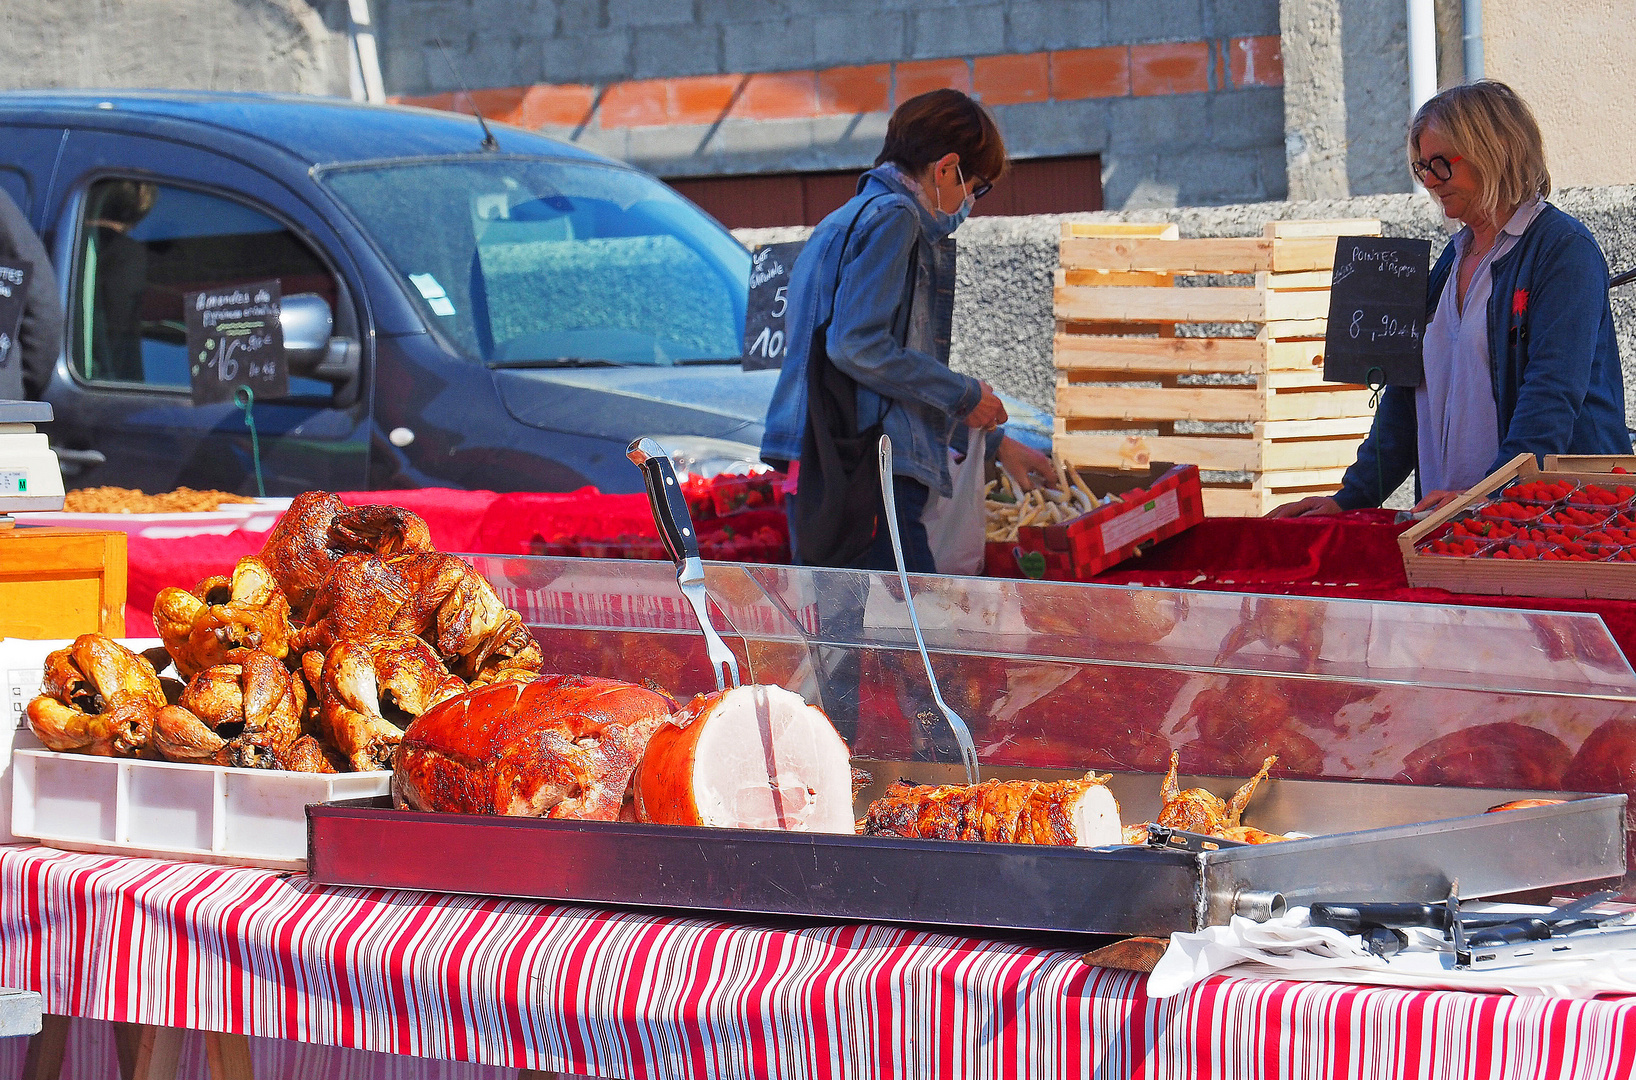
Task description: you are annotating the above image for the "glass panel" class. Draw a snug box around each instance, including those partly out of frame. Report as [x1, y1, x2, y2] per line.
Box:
[476, 554, 1636, 779]
[320, 158, 750, 366]
[72, 179, 335, 396]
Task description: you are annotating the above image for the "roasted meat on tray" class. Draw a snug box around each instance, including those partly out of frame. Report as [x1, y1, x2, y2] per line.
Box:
[861, 774, 1123, 847]
[316, 633, 468, 772]
[26, 635, 166, 756]
[394, 674, 675, 820]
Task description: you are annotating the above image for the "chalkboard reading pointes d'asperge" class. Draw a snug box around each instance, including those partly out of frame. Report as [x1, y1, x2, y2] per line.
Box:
[1323, 236, 1433, 388]
[742, 241, 805, 372]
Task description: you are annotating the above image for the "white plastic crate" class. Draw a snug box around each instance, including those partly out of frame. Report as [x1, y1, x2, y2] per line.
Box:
[0, 636, 390, 867]
[10, 750, 389, 869]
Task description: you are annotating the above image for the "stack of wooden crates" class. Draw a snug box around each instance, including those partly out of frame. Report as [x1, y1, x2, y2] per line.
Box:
[1053, 219, 1383, 517]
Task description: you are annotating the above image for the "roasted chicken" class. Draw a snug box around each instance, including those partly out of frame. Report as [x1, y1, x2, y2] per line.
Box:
[295, 552, 542, 683]
[862, 774, 1122, 847]
[1149, 750, 1278, 837]
[152, 556, 293, 678]
[255, 494, 433, 619]
[173, 651, 308, 769]
[317, 633, 467, 771]
[26, 635, 165, 756]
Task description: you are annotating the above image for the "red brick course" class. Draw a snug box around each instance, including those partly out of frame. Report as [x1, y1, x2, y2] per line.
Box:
[390, 36, 1285, 130]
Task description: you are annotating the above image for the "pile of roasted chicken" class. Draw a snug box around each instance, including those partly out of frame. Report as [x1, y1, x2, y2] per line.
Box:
[26, 493, 542, 773]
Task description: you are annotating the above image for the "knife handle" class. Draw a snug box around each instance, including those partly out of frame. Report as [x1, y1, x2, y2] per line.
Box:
[627, 439, 702, 568]
[1309, 903, 1448, 933]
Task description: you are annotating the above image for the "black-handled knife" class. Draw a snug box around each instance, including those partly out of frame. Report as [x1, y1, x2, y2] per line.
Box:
[627, 437, 701, 566]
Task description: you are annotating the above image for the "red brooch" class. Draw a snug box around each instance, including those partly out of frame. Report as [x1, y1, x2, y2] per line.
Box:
[1512, 289, 1529, 316]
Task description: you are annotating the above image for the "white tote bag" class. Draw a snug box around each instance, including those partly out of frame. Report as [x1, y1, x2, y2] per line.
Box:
[921, 446, 988, 575]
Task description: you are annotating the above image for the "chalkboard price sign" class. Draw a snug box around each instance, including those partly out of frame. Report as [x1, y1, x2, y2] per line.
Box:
[185, 279, 287, 405]
[0, 259, 30, 400]
[742, 241, 805, 371]
[1322, 236, 1433, 387]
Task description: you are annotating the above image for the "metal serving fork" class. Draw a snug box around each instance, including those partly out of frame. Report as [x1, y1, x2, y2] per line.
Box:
[878, 435, 981, 785]
[627, 438, 741, 691]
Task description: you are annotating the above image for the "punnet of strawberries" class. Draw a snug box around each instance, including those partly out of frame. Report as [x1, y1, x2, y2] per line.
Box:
[1567, 482, 1636, 507]
[1504, 479, 1576, 503]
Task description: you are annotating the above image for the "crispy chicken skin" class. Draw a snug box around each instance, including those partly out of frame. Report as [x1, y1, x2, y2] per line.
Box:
[152, 556, 294, 678]
[26, 635, 165, 756]
[318, 633, 467, 771]
[861, 774, 1116, 846]
[255, 494, 433, 619]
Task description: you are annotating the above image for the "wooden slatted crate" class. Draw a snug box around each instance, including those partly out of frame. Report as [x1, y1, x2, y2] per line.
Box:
[1053, 219, 1383, 516]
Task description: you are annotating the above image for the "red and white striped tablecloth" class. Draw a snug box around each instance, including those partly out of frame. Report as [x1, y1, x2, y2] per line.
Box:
[4, 844, 1636, 1079]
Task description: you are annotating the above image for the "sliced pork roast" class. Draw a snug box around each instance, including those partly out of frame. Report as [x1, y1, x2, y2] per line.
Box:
[632, 685, 854, 833]
[862, 775, 1122, 847]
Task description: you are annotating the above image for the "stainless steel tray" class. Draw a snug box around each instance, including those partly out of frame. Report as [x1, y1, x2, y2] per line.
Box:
[306, 762, 1627, 937]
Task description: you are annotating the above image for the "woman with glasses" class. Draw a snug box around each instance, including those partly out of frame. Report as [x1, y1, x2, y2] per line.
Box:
[1269, 81, 1629, 518]
[762, 88, 1053, 571]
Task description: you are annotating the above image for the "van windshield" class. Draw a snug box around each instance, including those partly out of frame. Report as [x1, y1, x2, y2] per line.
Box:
[321, 157, 749, 366]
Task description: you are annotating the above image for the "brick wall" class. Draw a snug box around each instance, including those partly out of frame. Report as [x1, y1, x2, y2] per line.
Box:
[379, 0, 1289, 208]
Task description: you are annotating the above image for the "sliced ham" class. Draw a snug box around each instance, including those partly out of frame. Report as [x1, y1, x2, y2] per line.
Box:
[633, 685, 853, 833]
[862, 775, 1122, 847]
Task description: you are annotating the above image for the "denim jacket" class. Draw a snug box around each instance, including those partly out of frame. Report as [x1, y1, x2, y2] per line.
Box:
[759, 166, 984, 496]
[1335, 204, 1631, 509]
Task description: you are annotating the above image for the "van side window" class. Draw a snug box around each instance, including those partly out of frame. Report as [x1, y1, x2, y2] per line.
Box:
[70, 179, 337, 394]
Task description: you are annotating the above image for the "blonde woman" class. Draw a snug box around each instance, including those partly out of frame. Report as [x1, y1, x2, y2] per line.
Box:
[1270, 81, 1630, 518]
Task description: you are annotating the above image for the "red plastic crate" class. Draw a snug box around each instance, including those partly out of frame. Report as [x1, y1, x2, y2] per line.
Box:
[1008, 464, 1205, 581]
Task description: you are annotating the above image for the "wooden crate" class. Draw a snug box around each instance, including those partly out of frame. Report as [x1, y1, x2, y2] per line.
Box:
[1399, 453, 1636, 599]
[0, 527, 127, 638]
[1053, 219, 1383, 516]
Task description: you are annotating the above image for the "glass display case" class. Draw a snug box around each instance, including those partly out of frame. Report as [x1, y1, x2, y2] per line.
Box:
[304, 558, 1634, 931]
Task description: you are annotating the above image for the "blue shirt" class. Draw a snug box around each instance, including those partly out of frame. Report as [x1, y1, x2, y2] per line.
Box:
[1414, 196, 1546, 494]
[759, 166, 985, 497]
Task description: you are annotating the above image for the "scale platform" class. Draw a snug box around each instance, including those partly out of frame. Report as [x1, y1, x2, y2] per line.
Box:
[0, 400, 65, 518]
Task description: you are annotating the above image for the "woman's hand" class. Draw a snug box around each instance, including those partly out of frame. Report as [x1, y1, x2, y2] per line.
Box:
[997, 436, 1055, 491]
[965, 381, 1007, 430]
[1265, 496, 1343, 519]
[1411, 490, 1464, 515]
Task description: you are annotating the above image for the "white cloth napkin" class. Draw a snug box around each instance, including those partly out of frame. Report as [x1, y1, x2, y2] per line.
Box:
[1147, 908, 1636, 999]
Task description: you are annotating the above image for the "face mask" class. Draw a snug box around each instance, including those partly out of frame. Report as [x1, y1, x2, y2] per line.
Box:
[930, 163, 975, 236]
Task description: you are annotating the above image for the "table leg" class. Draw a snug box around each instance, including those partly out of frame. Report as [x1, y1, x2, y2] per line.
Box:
[20, 1014, 68, 1080]
[130, 1025, 185, 1080]
[204, 1031, 254, 1080]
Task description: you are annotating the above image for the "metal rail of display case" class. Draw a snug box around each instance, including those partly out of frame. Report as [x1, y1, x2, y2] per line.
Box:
[307, 765, 1626, 938]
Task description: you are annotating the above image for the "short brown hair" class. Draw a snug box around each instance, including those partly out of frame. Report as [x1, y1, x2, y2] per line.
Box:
[876, 89, 1008, 184]
[1409, 80, 1551, 224]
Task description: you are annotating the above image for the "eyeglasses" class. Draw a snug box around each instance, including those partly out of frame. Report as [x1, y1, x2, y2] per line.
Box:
[1412, 154, 1463, 183]
[971, 179, 993, 201]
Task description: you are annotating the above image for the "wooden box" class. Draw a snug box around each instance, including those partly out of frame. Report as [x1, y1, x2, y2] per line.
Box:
[0, 527, 127, 638]
[1398, 453, 1636, 599]
[1053, 219, 1383, 517]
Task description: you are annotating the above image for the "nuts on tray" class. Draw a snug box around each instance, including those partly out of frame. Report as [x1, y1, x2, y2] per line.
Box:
[63, 486, 259, 514]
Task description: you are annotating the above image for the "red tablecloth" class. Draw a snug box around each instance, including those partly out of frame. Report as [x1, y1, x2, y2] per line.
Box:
[3, 845, 1634, 1079]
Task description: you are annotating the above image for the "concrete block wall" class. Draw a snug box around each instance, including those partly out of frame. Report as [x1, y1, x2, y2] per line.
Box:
[380, 0, 1291, 209]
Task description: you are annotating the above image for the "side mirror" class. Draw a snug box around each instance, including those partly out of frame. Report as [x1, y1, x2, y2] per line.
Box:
[281, 292, 334, 366]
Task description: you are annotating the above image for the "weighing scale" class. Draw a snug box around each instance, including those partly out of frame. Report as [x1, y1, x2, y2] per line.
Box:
[0, 400, 65, 525]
